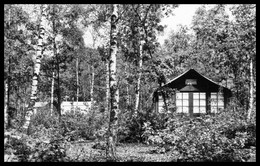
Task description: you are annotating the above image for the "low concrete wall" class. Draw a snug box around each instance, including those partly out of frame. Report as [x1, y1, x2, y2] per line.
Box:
[61, 101, 91, 115]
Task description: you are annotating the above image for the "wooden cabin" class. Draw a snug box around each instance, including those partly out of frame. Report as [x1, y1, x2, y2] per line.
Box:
[153, 69, 232, 117]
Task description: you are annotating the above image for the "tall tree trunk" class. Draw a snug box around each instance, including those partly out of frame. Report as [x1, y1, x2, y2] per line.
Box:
[126, 63, 130, 109]
[22, 5, 46, 134]
[126, 84, 130, 107]
[76, 56, 79, 107]
[162, 91, 169, 112]
[4, 80, 8, 129]
[134, 41, 144, 116]
[5, 5, 12, 130]
[106, 4, 119, 161]
[106, 60, 110, 113]
[90, 65, 95, 109]
[52, 5, 61, 120]
[56, 45, 61, 120]
[247, 57, 254, 121]
[50, 71, 55, 116]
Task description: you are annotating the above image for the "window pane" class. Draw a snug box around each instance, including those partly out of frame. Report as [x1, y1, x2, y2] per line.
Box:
[200, 107, 206, 113]
[211, 100, 218, 106]
[200, 99, 206, 106]
[183, 100, 189, 106]
[218, 93, 224, 99]
[183, 107, 189, 113]
[176, 107, 182, 113]
[176, 93, 182, 99]
[211, 93, 217, 99]
[158, 107, 164, 113]
[200, 93, 206, 99]
[183, 93, 189, 99]
[193, 99, 199, 106]
[218, 100, 224, 106]
[158, 99, 164, 107]
[193, 93, 199, 99]
[193, 107, 199, 113]
[211, 107, 217, 113]
[176, 100, 182, 106]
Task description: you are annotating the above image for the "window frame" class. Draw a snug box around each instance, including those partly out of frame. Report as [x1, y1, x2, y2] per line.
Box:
[193, 92, 206, 114]
[210, 92, 224, 113]
[176, 92, 189, 113]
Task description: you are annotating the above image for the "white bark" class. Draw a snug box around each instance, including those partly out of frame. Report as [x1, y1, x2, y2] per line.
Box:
[106, 60, 110, 112]
[4, 81, 8, 129]
[50, 72, 55, 116]
[106, 4, 119, 160]
[247, 57, 254, 121]
[76, 57, 79, 107]
[5, 5, 11, 129]
[22, 5, 46, 132]
[90, 65, 95, 109]
[126, 85, 130, 106]
[134, 41, 145, 115]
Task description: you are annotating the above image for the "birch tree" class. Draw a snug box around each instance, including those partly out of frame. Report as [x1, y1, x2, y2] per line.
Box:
[22, 5, 47, 134]
[231, 5, 256, 121]
[106, 4, 119, 160]
[50, 71, 55, 116]
[134, 40, 145, 115]
[4, 5, 12, 129]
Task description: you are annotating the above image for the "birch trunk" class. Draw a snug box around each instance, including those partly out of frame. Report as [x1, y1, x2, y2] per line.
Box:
[5, 5, 12, 130]
[4, 80, 8, 129]
[106, 4, 119, 160]
[76, 57, 79, 108]
[50, 72, 55, 116]
[126, 63, 130, 108]
[126, 85, 130, 107]
[106, 60, 110, 113]
[52, 5, 61, 120]
[134, 41, 144, 116]
[247, 57, 254, 121]
[90, 65, 95, 109]
[22, 5, 46, 133]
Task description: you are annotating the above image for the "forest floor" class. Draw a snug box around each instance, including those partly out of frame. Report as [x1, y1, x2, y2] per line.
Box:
[66, 140, 177, 162]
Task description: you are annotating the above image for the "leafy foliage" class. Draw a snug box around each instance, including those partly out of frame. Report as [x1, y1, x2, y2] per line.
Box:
[141, 106, 256, 162]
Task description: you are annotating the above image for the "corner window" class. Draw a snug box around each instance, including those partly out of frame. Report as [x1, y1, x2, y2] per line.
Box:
[158, 95, 164, 113]
[210, 92, 224, 113]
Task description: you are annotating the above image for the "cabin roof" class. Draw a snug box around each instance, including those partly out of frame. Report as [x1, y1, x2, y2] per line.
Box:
[161, 68, 231, 93]
[164, 69, 223, 87]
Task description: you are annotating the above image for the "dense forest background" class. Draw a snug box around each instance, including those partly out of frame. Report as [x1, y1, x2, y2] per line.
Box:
[4, 4, 255, 162]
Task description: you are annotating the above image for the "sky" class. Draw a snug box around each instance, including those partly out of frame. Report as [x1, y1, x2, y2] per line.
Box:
[157, 4, 202, 44]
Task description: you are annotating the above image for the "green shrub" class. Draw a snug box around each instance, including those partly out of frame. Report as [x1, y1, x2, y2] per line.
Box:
[141, 108, 256, 162]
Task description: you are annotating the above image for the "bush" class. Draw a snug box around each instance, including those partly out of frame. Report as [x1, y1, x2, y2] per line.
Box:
[4, 127, 72, 162]
[117, 108, 170, 143]
[141, 108, 256, 162]
[59, 108, 106, 141]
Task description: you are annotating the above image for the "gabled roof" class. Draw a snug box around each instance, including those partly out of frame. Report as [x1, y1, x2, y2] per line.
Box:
[164, 69, 222, 87]
[162, 68, 231, 93]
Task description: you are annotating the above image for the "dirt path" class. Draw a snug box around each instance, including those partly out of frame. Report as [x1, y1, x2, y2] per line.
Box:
[65, 141, 176, 162]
